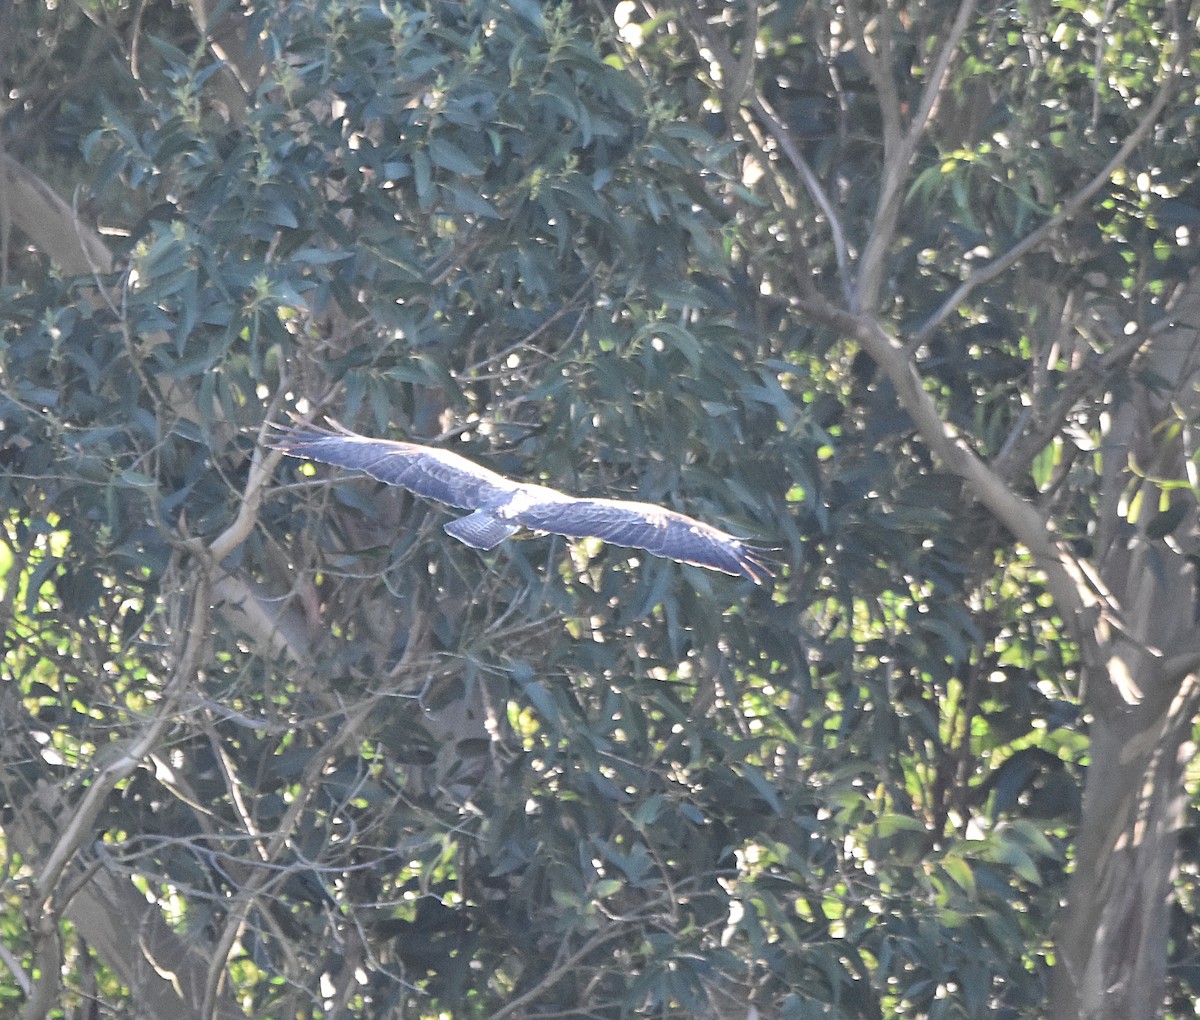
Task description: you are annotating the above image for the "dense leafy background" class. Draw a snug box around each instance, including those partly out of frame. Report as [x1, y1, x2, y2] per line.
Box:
[2, 1, 1197, 1017]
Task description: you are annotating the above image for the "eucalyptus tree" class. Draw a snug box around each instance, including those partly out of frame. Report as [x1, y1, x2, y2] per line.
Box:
[1, 1, 1197, 1019]
[657, 1, 1200, 1016]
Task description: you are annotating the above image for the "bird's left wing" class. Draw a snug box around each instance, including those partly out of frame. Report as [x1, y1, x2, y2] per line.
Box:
[512, 496, 774, 584]
[267, 422, 514, 510]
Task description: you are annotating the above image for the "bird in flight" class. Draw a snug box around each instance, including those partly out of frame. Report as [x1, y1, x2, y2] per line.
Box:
[267, 421, 773, 584]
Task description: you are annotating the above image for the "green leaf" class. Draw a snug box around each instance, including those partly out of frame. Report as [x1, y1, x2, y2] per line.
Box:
[1145, 501, 1186, 539]
[736, 763, 782, 814]
[507, 0, 545, 33]
[427, 137, 485, 176]
[521, 679, 560, 726]
[940, 854, 976, 896]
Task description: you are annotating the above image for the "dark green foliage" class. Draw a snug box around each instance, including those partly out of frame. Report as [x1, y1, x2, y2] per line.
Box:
[2, 0, 1195, 1017]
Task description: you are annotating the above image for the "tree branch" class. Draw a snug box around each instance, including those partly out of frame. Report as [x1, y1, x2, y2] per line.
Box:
[912, 32, 1191, 347]
[841, 0, 901, 153]
[486, 918, 650, 1020]
[0, 151, 112, 277]
[17, 907, 59, 1020]
[0, 940, 31, 998]
[199, 695, 381, 1019]
[750, 93, 853, 304]
[207, 418, 287, 564]
[854, 0, 978, 313]
[797, 296, 1106, 646]
[211, 571, 312, 662]
[33, 568, 211, 909]
[671, 2, 853, 301]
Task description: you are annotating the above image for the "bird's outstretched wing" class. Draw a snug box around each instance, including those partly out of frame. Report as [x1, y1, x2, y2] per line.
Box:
[266, 421, 514, 509]
[267, 421, 774, 584]
[512, 497, 775, 585]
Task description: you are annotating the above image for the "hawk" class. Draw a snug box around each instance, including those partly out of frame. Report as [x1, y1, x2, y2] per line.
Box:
[267, 421, 773, 584]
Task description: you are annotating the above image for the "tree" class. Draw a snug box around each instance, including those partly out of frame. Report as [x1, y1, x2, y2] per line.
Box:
[1, 1, 1198, 1018]
[664, 3, 1200, 1015]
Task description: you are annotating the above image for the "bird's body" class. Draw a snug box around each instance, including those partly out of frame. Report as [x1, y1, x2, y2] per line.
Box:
[267, 421, 773, 584]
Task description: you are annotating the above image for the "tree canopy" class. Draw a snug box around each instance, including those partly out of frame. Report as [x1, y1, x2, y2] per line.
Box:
[2, 1, 1199, 1018]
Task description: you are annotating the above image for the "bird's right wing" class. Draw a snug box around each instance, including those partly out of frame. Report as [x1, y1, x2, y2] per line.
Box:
[266, 422, 515, 510]
[512, 496, 774, 584]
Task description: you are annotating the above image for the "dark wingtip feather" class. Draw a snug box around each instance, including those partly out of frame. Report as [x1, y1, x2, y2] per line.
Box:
[264, 417, 354, 445]
[263, 419, 374, 463]
[737, 545, 778, 585]
[713, 541, 778, 585]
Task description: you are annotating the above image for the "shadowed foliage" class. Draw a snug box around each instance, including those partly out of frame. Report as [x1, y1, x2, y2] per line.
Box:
[1, 1, 1198, 1018]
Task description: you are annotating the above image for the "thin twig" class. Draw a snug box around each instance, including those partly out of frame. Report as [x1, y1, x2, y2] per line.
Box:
[199, 695, 381, 1019]
[0, 939, 31, 997]
[750, 93, 853, 304]
[671, 2, 853, 301]
[207, 387, 294, 564]
[485, 920, 651, 1020]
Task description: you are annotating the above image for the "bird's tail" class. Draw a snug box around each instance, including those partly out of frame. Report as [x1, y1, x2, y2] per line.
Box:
[444, 511, 520, 550]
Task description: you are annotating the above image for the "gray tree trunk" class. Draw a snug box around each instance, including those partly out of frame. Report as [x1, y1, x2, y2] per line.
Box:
[1050, 282, 1200, 1017]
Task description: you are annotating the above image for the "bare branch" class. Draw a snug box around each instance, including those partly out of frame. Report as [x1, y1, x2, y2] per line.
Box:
[33, 569, 212, 909]
[855, 0, 979, 312]
[671, 3, 853, 301]
[795, 296, 1105, 645]
[486, 919, 653, 1020]
[841, 0, 902, 153]
[207, 418, 288, 564]
[750, 93, 853, 304]
[0, 940, 31, 998]
[200, 695, 382, 1019]
[18, 909, 61, 1020]
[0, 151, 112, 276]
